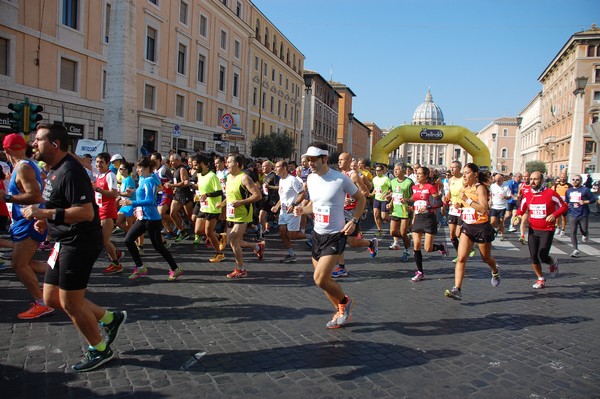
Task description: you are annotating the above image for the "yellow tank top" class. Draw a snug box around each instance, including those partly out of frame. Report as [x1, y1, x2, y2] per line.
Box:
[449, 176, 463, 205]
[225, 173, 253, 223]
[461, 184, 489, 224]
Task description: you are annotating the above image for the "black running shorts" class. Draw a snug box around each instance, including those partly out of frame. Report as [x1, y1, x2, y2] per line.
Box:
[312, 232, 347, 261]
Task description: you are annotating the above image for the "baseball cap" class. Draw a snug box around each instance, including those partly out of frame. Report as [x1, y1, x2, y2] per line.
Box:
[2, 133, 27, 151]
[301, 146, 329, 158]
[110, 154, 124, 162]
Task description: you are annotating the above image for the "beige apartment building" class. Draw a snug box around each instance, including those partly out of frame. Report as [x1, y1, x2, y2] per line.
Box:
[538, 25, 600, 177]
[478, 118, 518, 174]
[301, 71, 339, 154]
[515, 93, 542, 173]
[330, 81, 356, 154]
[248, 7, 304, 161]
[0, 0, 305, 161]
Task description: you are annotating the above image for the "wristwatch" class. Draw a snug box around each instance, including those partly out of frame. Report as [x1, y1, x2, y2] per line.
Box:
[351, 217, 359, 224]
[4, 194, 12, 202]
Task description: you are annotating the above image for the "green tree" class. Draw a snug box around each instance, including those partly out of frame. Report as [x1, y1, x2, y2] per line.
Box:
[251, 132, 295, 160]
[525, 160, 547, 174]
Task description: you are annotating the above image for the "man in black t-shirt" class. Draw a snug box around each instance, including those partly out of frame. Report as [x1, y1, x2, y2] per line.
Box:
[24, 124, 126, 373]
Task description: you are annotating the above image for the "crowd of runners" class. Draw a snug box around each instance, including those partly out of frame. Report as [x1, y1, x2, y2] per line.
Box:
[2, 126, 599, 372]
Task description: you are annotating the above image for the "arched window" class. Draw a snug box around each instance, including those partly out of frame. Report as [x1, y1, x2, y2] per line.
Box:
[272, 35, 277, 53]
[255, 19, 260, 39]
[501, 148, 508, 158]
[264, 27, 269, 47]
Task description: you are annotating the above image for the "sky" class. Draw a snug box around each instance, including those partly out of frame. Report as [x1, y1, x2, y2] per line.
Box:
[252, 0, 597, 132]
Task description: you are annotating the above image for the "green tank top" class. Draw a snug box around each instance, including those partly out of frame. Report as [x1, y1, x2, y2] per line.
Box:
[196, 171, 222, 214]
[390, 178, 413, 218]
[225, 173, 253, 223]
[372, 175, 391, 201]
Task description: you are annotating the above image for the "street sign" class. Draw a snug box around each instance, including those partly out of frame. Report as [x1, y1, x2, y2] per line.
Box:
[220, 114, 233, 130]
[173, 124, 181, 137]
[229, 127, 243, 135]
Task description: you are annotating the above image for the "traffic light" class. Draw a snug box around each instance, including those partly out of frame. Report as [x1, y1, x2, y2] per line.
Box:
[27, 103, 43, 133]
[7, 102, 24, 132]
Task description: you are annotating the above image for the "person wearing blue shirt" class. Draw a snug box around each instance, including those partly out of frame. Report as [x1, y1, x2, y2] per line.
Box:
[120, 156, 182, 281]
[505, 172, 522, 232]
[565, 174, 597, 258]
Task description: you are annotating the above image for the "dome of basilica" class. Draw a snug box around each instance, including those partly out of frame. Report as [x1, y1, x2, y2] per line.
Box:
[412, 89, 445, 125]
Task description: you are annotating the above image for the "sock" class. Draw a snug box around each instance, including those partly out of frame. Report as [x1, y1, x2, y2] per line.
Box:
[91, 341, 107, 352]
[287, 248, 294, 256]
[451, 237, 459, 251]
[338, 264, 345, 270]
[414, 250, 423, 273]
[433, 244, 443, 251]
[339, 296, 348, 305]
[35, 298, 46, 306]
[99, 310, 114, 325]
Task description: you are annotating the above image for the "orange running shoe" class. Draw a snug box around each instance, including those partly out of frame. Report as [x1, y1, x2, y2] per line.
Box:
[18, 302, 55, 320]
[103, 263, 123, 274]
[254, 241, 265, 261]
[227, 268, 247, 278]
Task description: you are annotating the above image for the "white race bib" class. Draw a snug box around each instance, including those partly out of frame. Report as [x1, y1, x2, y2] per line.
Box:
[414, 200, 428, 214]
[95, 192, 103, 206]
[200, 199, 209, 212]
[449, 205, 462, 217]
[461, 207, 476, 224]
[392, 193, 403, 205]
[313, 205, 331, 226]
[570, 192, 582, 203]
[47, 242, 60, 269]
[530, 204, 547, 219]
[134, 207, 144, 220]
[226, 203, 235, 218]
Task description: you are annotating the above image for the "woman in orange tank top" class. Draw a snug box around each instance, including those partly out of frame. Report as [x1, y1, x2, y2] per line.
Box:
[444, 163, 500, 300]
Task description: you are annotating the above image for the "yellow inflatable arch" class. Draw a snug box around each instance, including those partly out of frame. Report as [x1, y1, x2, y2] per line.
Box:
[371, 125, 491, 171]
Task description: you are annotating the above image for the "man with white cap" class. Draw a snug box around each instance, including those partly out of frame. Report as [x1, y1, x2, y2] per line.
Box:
[294, 142, 366, 329]
[0, 133, 53, 320]
[109, 154, 124, 185]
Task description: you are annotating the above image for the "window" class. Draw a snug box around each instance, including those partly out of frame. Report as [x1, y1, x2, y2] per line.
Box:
[262, 92, 266, 110]
[217, 108, 224, 122]
[146, 27, 157, 62]
[144, 84, 155, 110]
[218, 65, 226, 92]
[270, 96, 274, 113]
[234, 40, 240, 58]
[0, 37, 8, 76]
[233, 73, 239, 98]
[194, 140, 206, 152]
[221, 0, 228, 6]
[253, 87, 257, 106]
[279, 73, 282, 85]
[197, 54, 206, 83]
[60, 57, 77, 92]
[196, 101, 204, 122]
[277, 100, 281, 116]
[62, 0, 79, 30]
[236, 1, 242, 17]
[199, 14, 208, 37]
[175, 94, 185, 117]
[594, 91, 600, 104]
[595, 68, 600, 84]
[179, 1, 188, 25]
[172, 137, 187, 150]
[501, 148, 508, 158]
[220, 30, 227, 50]
[254, 56, 259, 71]
[102, 70, 107, 99]
[263, 62, 267, 76]
[148, 0, 158, 5]
[503, 128, 508, 137]
[585, 141, 596, 154]
[104, 3, 111, 43]
[177, 43, 186, 75]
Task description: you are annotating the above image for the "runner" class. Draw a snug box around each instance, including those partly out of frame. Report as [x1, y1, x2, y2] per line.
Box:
[514, 171, 567, 289]
[27, 123, 126, 372]
[219, 154, 263, 278]
[552, 172, 571, 236]
[565, 174, 596, 257]
[121, 156, 182, 280]
[444, 161, 465, 261]
[409, 166, 449, 282]
[370, 164, 391, 236]
[1, 133, 53, 319]
[445, 163, 500, 300]
[386, 163, 413, 261]
[505, 172, 522, 232]
[489, 173, 512, 241]
[94, 152, 123, 274]
[516, 171, 532, 244]
[167, 154, 194, 242]
[259, 160, 279, 236]
[294, 143, 365, 329]
[214, 156, 229, 250]
[272, 160, 306, 263]
[151, 153, 176, 239]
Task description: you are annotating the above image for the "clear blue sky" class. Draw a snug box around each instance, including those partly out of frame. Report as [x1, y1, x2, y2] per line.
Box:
[252, 0, 597, 132]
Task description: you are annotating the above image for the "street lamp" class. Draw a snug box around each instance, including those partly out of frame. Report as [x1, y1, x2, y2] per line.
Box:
[347, 112, 354, 154]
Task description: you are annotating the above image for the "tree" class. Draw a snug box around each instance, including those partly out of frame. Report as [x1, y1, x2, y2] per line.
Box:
[525, 160, 547, 174]
[251, 132, 295, 160]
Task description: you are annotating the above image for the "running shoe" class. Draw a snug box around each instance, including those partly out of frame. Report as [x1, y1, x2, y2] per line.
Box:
[103, 310, 127, 346]
[38, 241, 53, 251]
[469, 248, 476, 257]
[507, 226, 517, 232]
[193, 235, 202, 245]
[326, 296, 353, 329]
[518, 236, 527, 245]
[401, 250, 410, 262]
[227, 268, 247, 278]
[548, 258, 559, 278]
[167, 268, 183, 281]
[0, 261, 9, 271]
[219, 233, 227, 251]
[163, 240, 172, 249]
[331, 266, 348, 278]
[368, 238, 379, 258]
[439, 243, 449, 258]
[389, 241, 401, 250]
[582, 235, 589, 243]
[559, 230, 565, 237]
[444, 286, 462, 300]
[281, 254, 297, 263]
[209, 253, 225, 263]
[491, 268, 501, 287]
[452, 256, 458, 263]
[175, 231, 189, 242]
[570, 249, 581, 258]
[103, 263, 123, 274]
[128, 266, 148, 280]
[254, 241, 265, 261]
[411, 271, 424, 282]
[163, 232, 177, 239]
[17, 302, 55, 320]
[72, 347, 114, 372]
[500, 234, 506, 241]
[532, 278, 546, 289]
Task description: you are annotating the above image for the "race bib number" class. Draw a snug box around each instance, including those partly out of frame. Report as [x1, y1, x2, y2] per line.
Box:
[461, 207, 476, 224]
[570, 192, 582, 203]
[375, 187, 382, 195]
[200, 199, 209, 212]
[448, 205, 462, 217]
[6, 202, 12, 220]
[392, 193, 403, 205]
[95, 192, 103, 206]
[262, 184, 268, 195]
[194, 190, 202, 202]
[313, 205, 331, 225]
[134, 207, 144, 220]
[226, 203, 235, 218]
[530, 204, 547, 219]
[414, 200, 428, 214]
[47, 242, 61, 269]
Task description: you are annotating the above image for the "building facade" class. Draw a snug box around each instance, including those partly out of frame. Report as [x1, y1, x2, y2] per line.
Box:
[538, 25, 600, 176]
[301, 71, 339, 155]
[515, 93, 542, 173]
[478, 118, 518, 174]
[329, 81, 356, 154]
[349, 116, 369, 160]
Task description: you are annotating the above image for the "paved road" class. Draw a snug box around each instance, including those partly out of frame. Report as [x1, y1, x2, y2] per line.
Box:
[1, 213, 600, 398]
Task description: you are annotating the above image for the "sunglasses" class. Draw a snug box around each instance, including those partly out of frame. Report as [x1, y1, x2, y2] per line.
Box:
[572, 178, 581, 181]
